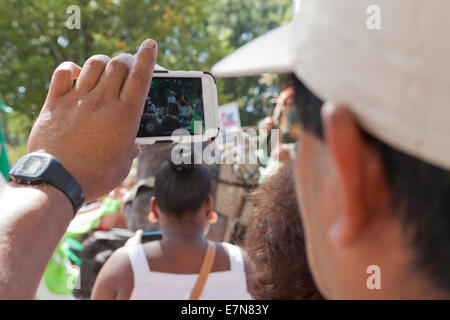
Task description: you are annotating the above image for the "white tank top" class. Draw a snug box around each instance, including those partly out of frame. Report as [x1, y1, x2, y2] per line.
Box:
[126, 242, 253, 300]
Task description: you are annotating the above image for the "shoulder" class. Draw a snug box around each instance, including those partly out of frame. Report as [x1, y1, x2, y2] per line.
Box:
[109, 246, 133, 272]
[91, 246, 134, 299]
[220, 243, 256, 296]
[221, 242, 244, 258]
[239, 247, 256, 285]
[97, 246, 133, 284]
[220, 242, 248, 269]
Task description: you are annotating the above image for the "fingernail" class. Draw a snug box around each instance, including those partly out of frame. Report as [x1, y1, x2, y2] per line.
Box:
[141, 39, 157, 50]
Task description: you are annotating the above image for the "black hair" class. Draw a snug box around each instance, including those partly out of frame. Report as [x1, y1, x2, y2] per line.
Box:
[291, 74, 450, 292]
[154, 157, 212, 217]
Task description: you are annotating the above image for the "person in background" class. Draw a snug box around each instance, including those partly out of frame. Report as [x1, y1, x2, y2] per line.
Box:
[91, 158, 253, 300]
[167, 91, 178, 116]
[99, 167, 137, 230]
[144, 97, 156, 114]
[260, 86, 300, 163]
[193, 97, 204, 119]
[245, 164, 322, 300]
[179, 91, 193, 118]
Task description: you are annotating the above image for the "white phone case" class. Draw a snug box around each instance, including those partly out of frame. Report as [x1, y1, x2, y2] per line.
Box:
[135, 70, 219, 145]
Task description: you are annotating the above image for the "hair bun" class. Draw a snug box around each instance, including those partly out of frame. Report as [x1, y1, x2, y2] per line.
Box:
[169, 161, 195, 172]
[167, 152, 196, 172]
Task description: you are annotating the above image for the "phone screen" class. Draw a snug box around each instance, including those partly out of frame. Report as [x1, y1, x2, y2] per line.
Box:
[137, 77, 205, 137]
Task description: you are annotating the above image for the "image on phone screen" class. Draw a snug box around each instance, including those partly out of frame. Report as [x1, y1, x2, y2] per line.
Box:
[137, 77, 205, 138]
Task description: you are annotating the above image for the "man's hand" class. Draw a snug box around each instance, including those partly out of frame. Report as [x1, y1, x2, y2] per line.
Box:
[0, 40, 157, 299]
[28, 39, 158, 202]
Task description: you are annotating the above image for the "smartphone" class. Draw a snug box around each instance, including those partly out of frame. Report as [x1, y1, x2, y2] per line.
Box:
[141, 231, 163, 243]
[136, 70, 219, 144]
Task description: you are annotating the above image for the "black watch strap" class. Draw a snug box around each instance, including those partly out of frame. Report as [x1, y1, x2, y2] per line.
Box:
[44, 158, 85, 213]
[8, 153, 85, 214]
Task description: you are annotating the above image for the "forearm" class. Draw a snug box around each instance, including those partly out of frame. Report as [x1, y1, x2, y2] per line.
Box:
[0, 182, 73, 299]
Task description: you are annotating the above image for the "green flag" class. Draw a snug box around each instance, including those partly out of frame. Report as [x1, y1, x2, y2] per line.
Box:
[0, 121, 9, 181]
[0, 93, 13, 115]
[0, 93, 11, 182]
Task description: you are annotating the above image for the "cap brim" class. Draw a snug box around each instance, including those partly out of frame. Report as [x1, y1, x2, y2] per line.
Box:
[212, 23, 294, 78]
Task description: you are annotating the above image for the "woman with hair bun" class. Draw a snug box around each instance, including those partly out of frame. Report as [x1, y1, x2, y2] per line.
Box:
[92, 159, 253, 300]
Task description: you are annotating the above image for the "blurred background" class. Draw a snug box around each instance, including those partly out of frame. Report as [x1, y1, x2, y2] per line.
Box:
[0, 0, 294, 164]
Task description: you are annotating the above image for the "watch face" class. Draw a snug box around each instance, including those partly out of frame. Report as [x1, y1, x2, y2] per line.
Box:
[16, 155, 52, 178]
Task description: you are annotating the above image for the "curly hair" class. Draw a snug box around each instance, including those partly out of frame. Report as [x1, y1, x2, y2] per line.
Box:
[244, 164, 322, 300]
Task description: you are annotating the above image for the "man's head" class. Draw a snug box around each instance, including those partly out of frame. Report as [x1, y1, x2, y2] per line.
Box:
[213, 0, 450, 299]
[291, 75, 450, 299]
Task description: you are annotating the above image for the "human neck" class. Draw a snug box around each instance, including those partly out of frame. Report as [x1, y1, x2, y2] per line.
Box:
[335, 216, 450, 300]
[162, 232, 205, 243]
[384, 271, 450, 300]
[161, 224, 205, 244]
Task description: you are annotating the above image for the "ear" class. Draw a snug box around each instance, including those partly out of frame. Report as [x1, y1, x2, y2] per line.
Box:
[209, 212, 218, 224]
[204, 196, 216, 223]
[205, 196, 212, 213]
[148, 197, 159, 223]
[321, 103, 388, 246]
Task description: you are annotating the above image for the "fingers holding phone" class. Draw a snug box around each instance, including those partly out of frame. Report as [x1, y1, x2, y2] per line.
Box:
[120, 39, 158, 111]
[75, 55, 111, 93]
[96, 54, 134, 98]
[28, 39, 158, 202]
[46, 62, 82, 100]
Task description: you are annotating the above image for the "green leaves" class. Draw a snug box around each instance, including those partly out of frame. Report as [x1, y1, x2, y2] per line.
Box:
[0, 0, 292, 151]
[211, 0, 293, 125]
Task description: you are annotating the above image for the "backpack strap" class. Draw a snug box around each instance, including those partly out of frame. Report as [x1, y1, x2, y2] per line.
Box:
[189, 240, 216, 300]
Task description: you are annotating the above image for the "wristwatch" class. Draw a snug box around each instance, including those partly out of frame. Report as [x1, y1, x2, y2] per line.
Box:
[8, 152, 85, 214]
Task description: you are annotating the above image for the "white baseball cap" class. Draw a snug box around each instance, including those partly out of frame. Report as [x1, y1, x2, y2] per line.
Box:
[212, 0, 450, 171]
